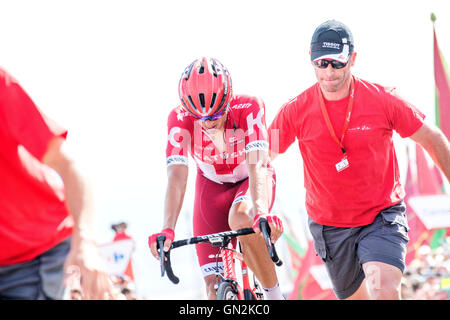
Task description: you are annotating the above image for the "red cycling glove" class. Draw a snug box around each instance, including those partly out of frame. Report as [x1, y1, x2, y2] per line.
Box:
[252, 213, 283, 232]
[148, 228, 175, 249]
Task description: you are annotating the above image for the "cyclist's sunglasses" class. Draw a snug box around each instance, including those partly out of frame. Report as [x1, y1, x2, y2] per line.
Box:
[190, 109, 224, 121]
[313, 59, 348, 69]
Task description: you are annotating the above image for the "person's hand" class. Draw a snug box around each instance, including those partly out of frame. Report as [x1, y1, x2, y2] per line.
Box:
[252, 213, 283, 243]
[64, 239, 114, 300]
[148, 228, 175, 259]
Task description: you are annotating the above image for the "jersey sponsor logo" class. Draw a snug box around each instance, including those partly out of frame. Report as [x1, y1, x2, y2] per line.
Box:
[201, 262, 224, 277]
[246, 108, 265, 136]
[168, 126, 191, 149]
[228, 134, 245, 147]
[166, 155, 188, 167]
[168, 127, 181, 148]
[245, 140, 269, 153]
[232, 195, 250, 206]
[232, 102, 252, 110]
[176, 111, 190, 121]
[201, 262, 223, 277]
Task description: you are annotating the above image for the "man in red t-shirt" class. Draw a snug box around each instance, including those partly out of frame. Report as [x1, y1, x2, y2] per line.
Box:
[0, 68, 112, 299]
[148, 57, 284, 300]
[268, 20, 450, 300]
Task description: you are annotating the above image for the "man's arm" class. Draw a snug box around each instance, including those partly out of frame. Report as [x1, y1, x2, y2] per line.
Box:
[42, 137, 95, 241]
[42, 136, 113, 299]
[409, 122, 450, 182]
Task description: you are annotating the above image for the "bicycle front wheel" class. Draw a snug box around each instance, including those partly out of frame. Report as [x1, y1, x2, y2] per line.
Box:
[216, 281, 239, 300]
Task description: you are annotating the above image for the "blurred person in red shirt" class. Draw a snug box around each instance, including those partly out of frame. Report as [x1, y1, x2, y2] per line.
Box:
[0, 67, 113, 299]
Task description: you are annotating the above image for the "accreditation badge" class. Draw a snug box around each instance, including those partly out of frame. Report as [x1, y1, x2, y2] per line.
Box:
[335, 155, 349, 172]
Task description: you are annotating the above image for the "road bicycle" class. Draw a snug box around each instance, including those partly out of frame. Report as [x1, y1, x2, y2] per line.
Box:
[156, 218, 282, 300]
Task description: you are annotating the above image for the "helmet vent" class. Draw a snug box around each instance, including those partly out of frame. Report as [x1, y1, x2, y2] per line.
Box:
[184, 61, 195, 80]
[210, 93, 217, 109]
[187, 95, 198, 111]
[210, 63, 218, 77]
[198, 93, 206, 111]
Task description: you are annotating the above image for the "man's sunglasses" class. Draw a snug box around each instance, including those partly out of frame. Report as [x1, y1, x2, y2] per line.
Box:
[190, 109, 224, 121]
[313, 59, 348, 69]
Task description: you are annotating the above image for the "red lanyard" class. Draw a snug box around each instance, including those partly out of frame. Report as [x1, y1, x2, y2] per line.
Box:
[318, 78, 355, 154]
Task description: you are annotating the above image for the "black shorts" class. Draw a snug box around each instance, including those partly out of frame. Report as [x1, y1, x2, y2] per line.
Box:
[308, 201, 409, 300]
[0, 237, 71, 300]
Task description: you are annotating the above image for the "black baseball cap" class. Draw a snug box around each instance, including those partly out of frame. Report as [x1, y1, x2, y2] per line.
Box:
[310, 20, 354, 63]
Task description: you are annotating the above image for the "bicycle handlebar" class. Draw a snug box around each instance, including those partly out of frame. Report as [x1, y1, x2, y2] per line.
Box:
[157, 223, 282, 284]
[258, 217, 283, 267]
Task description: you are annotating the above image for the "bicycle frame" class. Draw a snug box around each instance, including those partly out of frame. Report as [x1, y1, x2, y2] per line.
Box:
[214, 239, 260, 300]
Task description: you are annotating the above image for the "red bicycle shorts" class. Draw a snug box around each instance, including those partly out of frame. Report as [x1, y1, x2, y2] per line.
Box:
[193, 169, 276, 277]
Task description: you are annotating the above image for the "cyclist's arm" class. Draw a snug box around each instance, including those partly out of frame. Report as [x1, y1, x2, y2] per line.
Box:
[246, 149, 270, 217]
[148, 164, 188, 258]
[409, 121, 450, 182]
[163, 164, 189, 230]
[247, 149, 282, 242]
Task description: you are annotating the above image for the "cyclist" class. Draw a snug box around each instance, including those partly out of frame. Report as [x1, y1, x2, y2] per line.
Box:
[148, 57, 284, 300]
[268, 20, 450, 299]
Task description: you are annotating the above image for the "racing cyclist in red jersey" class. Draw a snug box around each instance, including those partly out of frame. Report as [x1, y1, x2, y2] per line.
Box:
[148, 57, 284, 300]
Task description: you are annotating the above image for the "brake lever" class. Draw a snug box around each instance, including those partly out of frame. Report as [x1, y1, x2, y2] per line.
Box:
[259, 217, 283, 267]
[157, 235, 179, 284]
[156, 235, 166, 277]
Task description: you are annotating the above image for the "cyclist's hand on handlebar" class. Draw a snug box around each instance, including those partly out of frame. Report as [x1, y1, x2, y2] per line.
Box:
[148, 228, 175, 259]
[252, 213, 283, 243]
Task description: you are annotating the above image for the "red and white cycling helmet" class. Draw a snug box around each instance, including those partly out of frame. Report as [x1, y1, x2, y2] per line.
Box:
[178, 57, 233, 118]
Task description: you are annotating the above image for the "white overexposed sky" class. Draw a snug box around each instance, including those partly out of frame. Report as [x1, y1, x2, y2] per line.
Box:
[0, 0, 449, 299]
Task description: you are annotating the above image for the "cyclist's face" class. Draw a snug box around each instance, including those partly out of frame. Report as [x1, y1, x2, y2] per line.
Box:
[313, 52, 356, 96]
[199, 111, 227, 130]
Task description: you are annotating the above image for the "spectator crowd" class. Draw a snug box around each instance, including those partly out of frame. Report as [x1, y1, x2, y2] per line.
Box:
[401, 237, 450, 300]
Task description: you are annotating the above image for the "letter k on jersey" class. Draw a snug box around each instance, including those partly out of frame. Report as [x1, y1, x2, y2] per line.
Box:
[246, 108, 265, 135]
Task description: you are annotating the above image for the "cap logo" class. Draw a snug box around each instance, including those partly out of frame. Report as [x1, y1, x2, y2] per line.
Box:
[322, 42, 340, 49]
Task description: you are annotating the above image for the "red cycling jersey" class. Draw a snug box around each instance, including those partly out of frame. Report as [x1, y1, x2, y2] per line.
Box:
[166, 94, 270, 183]
[269, 76, 425, 227]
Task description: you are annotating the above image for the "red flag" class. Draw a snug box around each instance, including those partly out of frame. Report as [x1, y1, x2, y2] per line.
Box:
[404, 146, 431, 265]
[432, 14, 450, 140]
[416, 145, 444, 195]
[287, 241, 336, 300]
[427, 14, 449, 248]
